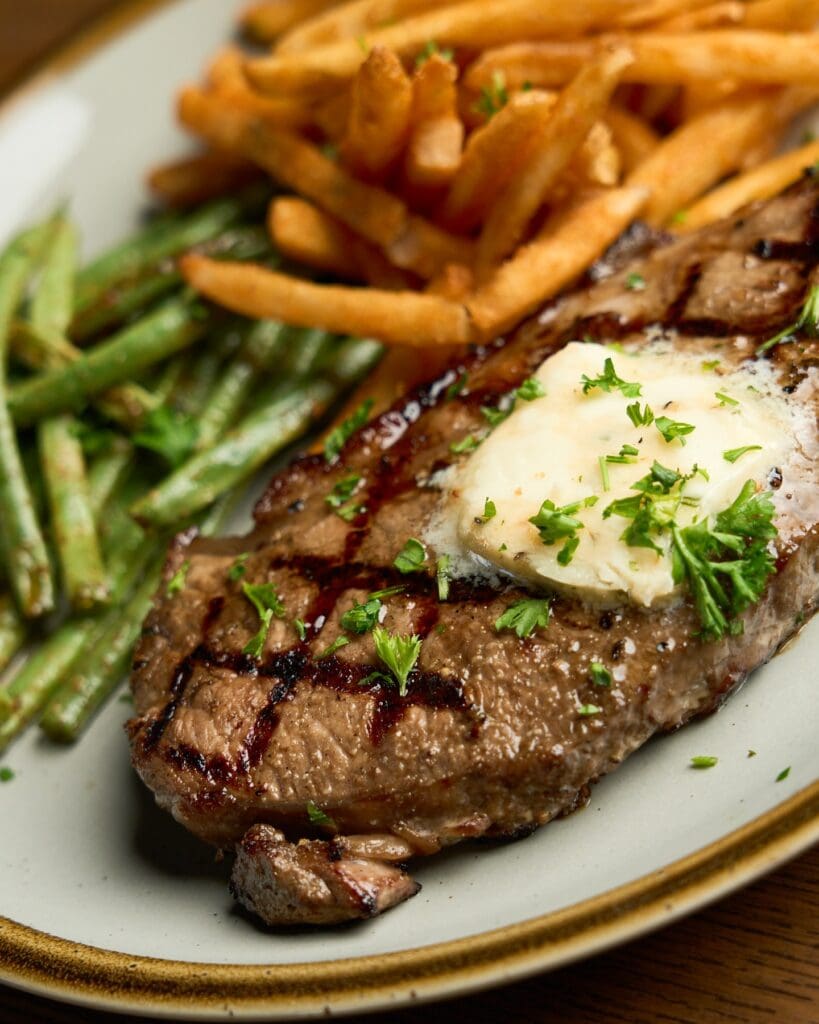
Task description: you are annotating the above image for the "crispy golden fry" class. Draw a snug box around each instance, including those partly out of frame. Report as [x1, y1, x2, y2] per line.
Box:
[426, 262, 474, 301]
[476, 46, 633, 276]
[440, 90, 556, 231]
[241, 0, 339, 42]
[680, 79, 740, 120]
[148, 151, 262, 207]
[268, 197, 361, 277]
[680, 141, 819, 231]
[467, 33, 819, 93]
[467, 186, 649, 338]
[570, 121, 620, 188]
[617, 0, 728, 24]
[245, 0, 664, 97]
[404, 55, 463, 188]
[181, 255, 471, 346]
[311, 91, 353, 142]
[179, 86, 407, 247]
[276, 0, 447, 54]
[386, 216, 474, 280]
[743, 0, 819, 30]
[605, 106, 660, 173]
[207, 47, 317, 130]
[341, 47, 413, 179]
[626, 92, 781, 226]
[654, 1, 744, 31]
[348, 238, 418, 290]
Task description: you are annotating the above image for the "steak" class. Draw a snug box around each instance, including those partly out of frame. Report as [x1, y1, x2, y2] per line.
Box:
[128, 176, 819, 926]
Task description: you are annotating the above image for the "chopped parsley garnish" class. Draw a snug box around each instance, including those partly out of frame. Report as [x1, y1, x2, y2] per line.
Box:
[317, 635, 350, 659]
[626, 401, 654, 427]
[477, 497, 497, 523]
[625, 272, 646, 292]
[529, 495, 597, 565]
[655, 416, 696, 446]
[415, 39, 454, 66]
[228, 553, 249, 582]
[494, 598, 551, 638]
[590, 662, 612, 687]
[578, 704, 602, 716]
[599, 456, 611, 493]
[394, 537, 427, 573]
[293, 618, 307, 641]
[340, 587, 403, 634]
[450, 434, 482, 455]
[241, 581, 286, 659]
[748, 749, 757, 758]
[715, 391, 739, 407]
[474, 71, 508, 119]
[776, 766, 791, 782]
[670, 480, 776, 640]
[481, 403, 512, 429]
[581, 357, 642, 398]
[671, 210, 688, 225]
[133, 407, 198, 468]
[366, 626, 422, 696]
[325, 473, 365, 522]
[323, 398, 373, 462]
[757, 284, 819, 355]
[723, 445, 762, 464]
[690, 755, 718, 769]
[306, 801, 336, 827]
[166, 560, 190, 596]
[436, 555, 451, 601]
[701, 359, 720, 372]
[0, 766, 14, 782]
[605, 444, 639, 466]
[603, 461, 690, 556]
[445, 372, 468, 400]
[516, 377, 545, 401]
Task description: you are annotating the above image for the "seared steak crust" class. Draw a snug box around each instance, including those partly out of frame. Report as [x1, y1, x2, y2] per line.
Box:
[129, 177, 819, 922]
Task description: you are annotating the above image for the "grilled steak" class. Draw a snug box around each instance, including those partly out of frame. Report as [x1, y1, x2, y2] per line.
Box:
[129, 176, 819, 926]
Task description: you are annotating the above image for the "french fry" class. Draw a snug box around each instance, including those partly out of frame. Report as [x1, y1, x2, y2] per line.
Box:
[466, 33, 819, 94]
[626, 92, 781, 226]
[241, 0, 339, 42]
[277, 0, 449, 54]
[179, 86, 407, 247]
[181, 255, 471, 346]
[439, 90, 556, 231]
[476, 46, 633, 276]
[680, 141, 819, 231]
[404, 55, 464, 189]
[425, 262, 474, 301]
[348, 239, 418, 290]
[605, 107, 660, 174]
[654, 1, 744, 31]
[617, 0, 730, 24]
[386, 216, 474, 280]
[245, 0, 664, 98]
[268, 197, 362, 277]
[743, 0, 819, 30]
[341, 47, 413, 180]
[680, 79, 740, 120]
[311, 91, 353, 142]
[570, 121, 620, 188]
[148, 151, 263, 207]
[467, 185, 649, 338]
[207, 47, 317, 131]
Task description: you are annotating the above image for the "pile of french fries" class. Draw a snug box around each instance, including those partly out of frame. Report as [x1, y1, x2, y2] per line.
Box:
[151, 0, 819, 371]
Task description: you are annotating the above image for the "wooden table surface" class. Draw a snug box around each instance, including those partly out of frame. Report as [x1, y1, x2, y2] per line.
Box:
[0, 3, 818, 1022]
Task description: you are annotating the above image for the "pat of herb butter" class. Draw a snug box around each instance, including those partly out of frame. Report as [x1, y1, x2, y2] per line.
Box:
[453, 342, 791, 607]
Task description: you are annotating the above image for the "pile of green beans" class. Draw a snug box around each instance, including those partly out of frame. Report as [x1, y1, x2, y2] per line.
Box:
[0, 194, 382, 756]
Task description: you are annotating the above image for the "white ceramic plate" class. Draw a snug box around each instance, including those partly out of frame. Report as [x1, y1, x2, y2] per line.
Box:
[0, 2, 818, 1019]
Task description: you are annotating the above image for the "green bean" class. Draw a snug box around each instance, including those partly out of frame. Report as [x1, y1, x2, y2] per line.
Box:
[39, 557, 165, 742]
[71, 223, 271, 341]
[194, 320, 288, 451]
[30, 216, 77, 333]
[39, 415, 110, 609]
[131, 337, 382, 528]
[87, 437, 134, 519]
[0, 222, 56, 616]
[8, 294, 207, 426]
[73, 193, 261, 317]
[0, 593, 26, 673]
[10, 321, 160, 429]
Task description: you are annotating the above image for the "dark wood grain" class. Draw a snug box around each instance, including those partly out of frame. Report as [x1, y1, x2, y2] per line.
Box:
[0, 4, 817, 1022]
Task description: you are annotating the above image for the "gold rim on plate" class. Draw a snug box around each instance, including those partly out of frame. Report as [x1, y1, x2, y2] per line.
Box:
[0, 2, 818, 1017]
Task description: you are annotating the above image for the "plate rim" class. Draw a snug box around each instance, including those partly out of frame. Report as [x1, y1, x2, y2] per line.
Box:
[1, 1, 817, 1018]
